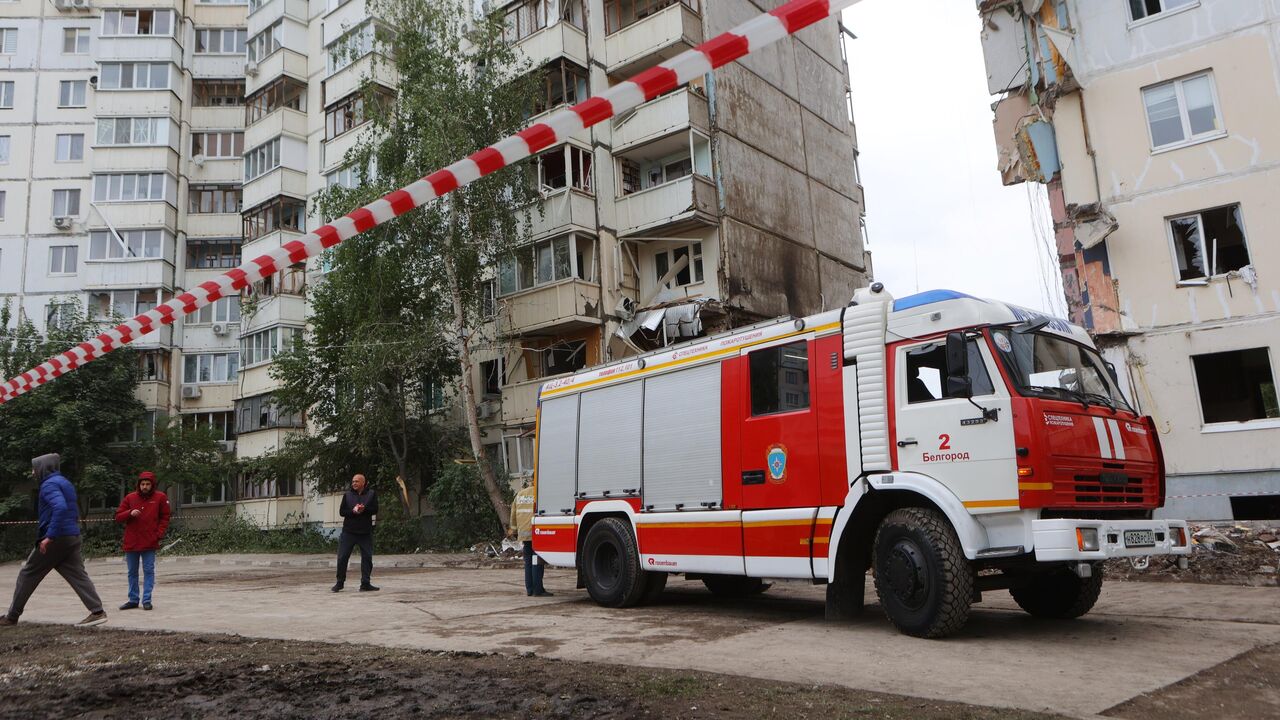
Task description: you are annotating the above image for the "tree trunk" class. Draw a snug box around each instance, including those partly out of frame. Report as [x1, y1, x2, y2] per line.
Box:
[445, 260, 511, 527]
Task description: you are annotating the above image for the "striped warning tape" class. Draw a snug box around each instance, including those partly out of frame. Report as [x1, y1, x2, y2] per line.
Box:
[0, 515, 200, 526]
[1167, 490, 1279, 500]
[0, 0, 862, 404]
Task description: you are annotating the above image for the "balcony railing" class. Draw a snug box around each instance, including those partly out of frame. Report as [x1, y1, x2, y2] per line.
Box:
[500, 278, 602, 337]
[612, 87, 709, 153]
[603, 0, 702, 75]
[614, 174, 717, 237]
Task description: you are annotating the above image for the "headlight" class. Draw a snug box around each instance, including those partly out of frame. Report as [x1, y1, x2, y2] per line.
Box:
[1170, 526, 1187, 547]
[1076, 527, 1100, 552]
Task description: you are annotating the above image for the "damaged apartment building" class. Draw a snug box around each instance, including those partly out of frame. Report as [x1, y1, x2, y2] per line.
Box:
[473, 0, 870, 482]
[976, 0, 1280, 520]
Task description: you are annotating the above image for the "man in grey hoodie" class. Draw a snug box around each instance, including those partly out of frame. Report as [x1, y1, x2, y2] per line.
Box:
[0, 453, 107, 627]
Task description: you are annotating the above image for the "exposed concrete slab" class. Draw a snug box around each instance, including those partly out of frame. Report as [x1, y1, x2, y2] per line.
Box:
[4, 556, 1276, 718]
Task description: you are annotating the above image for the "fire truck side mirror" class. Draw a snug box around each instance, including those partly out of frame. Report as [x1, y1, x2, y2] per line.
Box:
[944, 332, 973, 399]
[1104, 361, 1120, 385]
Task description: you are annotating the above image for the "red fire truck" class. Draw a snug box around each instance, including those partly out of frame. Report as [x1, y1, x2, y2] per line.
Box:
[531, 285, 1191, 637]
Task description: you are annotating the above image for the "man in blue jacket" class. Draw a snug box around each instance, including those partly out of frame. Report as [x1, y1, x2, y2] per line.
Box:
[0, 453, 107, 627]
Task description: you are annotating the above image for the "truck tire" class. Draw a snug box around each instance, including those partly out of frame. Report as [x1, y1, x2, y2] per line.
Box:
[701, 575, 770, 598]
[582, 517, 648, 608]
[872, 508, 973, 638]
[1010, 566, 1103, 619]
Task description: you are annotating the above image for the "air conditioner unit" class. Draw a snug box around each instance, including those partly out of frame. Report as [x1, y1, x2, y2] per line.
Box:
[72, 0, 91, 9]
[54, 0, 74, 9]
[181, 385, 202, 399]
[193, 154, 206, 167]
[217, 440, 236, 453]
[246, 62, 258, 76]
[477, 403, 496, 420]
[211, 322, 228, 335]
[52, 216, 74, 230]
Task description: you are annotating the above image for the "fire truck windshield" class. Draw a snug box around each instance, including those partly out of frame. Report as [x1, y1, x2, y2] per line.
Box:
[991, 329, 1135, 413]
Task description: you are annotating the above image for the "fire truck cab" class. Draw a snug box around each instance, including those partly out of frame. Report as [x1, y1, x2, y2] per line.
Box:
[531, 285, 1191, 637]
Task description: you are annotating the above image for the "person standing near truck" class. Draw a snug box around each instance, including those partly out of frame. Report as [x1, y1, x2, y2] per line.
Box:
[114, 471, 171, 611]
[509, 481, 550, 597]
[332, 474, 378, 593]
[0, 453, 107, 628]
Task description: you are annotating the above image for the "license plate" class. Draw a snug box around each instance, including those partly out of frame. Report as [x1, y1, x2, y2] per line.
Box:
[1124, 529, 1156, 548]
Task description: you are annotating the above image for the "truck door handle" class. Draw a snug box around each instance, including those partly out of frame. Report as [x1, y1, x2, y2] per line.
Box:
[742, 470, 766, 485]
[897, 438, 918, 447]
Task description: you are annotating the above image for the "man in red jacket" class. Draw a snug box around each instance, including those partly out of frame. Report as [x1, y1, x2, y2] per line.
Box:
[114, 471, 170, 611]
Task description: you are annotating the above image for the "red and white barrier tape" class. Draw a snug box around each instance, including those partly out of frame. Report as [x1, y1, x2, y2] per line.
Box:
[0, 0, 861, 404]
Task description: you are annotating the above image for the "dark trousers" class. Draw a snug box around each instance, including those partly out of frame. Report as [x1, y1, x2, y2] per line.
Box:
[7, 536, 103, 620]
[336, 531, 373, 586]
[523, 541, 545, 595]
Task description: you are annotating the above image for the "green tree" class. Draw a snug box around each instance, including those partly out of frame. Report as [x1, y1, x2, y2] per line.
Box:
[0, 300, 146, 516]
[273, 0, 537, 523]
[144, 416, 234, 501]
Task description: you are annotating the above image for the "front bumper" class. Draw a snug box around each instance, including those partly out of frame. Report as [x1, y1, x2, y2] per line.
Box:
[1032, 518, 1192, 562]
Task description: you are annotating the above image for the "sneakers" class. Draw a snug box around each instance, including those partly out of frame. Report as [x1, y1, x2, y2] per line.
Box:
[142, 602, 153, 611]
[331, 583, 344, 593]
[0, 616, 16, 627]
[358, 584, 379, 592]
[533, 591, 555, 597]
[119, 602, 139, 611]
[77, 611, 107, 627]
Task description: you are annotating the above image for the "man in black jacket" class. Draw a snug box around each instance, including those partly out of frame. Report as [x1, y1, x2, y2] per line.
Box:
[332, 474, 379, 593]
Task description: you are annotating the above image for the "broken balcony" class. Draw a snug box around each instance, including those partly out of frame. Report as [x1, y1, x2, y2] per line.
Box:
[614, 131, 717, 237]
[497, 234, 602, 337]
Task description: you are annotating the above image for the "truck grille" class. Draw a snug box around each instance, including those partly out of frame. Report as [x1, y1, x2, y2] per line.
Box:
[1051, 467, 1158, 507]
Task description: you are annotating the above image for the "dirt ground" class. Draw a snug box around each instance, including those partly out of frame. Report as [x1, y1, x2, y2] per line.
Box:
[1104, 522, 1280, 587]
[0, 624, 1063, 720]
[1103, 643, 1280, 720]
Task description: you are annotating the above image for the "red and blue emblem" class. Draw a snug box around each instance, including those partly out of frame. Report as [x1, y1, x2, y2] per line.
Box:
[767, 444, 788, 483]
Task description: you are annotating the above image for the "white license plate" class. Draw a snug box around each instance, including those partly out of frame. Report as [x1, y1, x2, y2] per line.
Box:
[1124, 529, 1156, 548]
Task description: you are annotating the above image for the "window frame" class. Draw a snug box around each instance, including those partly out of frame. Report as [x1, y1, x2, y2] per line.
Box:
[55, 133, 85, 162]
[183, 352, 240, 384]
[0, 28, 16, 54]
[1141, 71, 1224, 152]
[1127, 0, 1199, 26]
[52, 188, 81, 217]
[1166, 203, 1252, 285]
[747, 339, 811, 417]
[193, 79, 245, 107]
[58, 80, 87, 108]
[48, 245, 78, 275]
[0, 81, 13, 109]
[1190, 347, 1280, 431]
[63, 27, 91, 54]
[653, 240, 704, 289]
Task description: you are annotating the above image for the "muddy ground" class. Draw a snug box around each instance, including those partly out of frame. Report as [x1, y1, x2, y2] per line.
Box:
[1103, 642, 1280, 720]
[0, 624, 1064, 720]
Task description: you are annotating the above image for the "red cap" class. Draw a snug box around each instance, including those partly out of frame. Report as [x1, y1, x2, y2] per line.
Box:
[139, 471, 156, 481]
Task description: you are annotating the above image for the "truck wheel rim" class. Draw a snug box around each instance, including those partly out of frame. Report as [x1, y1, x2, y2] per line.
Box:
[593, 541, 621, 590]
[886, 539, 929, 610]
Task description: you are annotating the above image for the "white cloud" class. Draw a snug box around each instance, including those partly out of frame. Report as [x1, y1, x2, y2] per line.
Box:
[843, 0, 1067, 315]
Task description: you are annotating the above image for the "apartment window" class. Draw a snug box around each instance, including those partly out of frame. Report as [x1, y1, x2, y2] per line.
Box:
[192, 131, 244, 158]
[235, 393, 304, 434]
[95, 117, 170, 146]
[52, 189, 80, 217]
[63, 28, 90, 54]
[541, 339, 586, 376]
[0, 81, 12, 108]
[243, 138, 281, 181]
[536, 144, 593, 194]
[0, 28, 16, 54]
[325, 165, 361, 189]
[749, 341, 809, 416]
[481, 358, 504, 396]
[0, 136, 9, 164]
[244, 265, 306, 300]
[0, 190, 6, 219]
[245, 77, 306, 124]
[240, 472, 301, 499]
[183, 352, 239, 384]
[504, 431, 535, 475]
[185, 481, 230, 506]
[498, 236, 573, 295]
[195, 28, 246, 54]
[247, 21, 282, 63]
[482, 280, 497, 318]
[240, 326, 300, 367]
[1169, 204, 1250, 283]
[532, 60, 588, 115]
[326, 23, 376, 76]
[188, 185, 241, 214]
[58, 80, 87, 108]
[138, 350, 168, 382]
[242, 196, 305, 240]
[102, 10, 173, 36]
[55, 134, 85, 162]
[1143, 72, 1221, 149]
[193, 80, 244, 107]
[93, 173, 169, 202]
[1192, 348, 1279, 424]
[99, 63, 172, 91]
[324, 91, 390, 140]
[1129, 0, 1197, 22]
[46, 302, 76, 331]
[618, 133, 710, 194]
[186, 239, 242, 269]
[48, 245, 78, 274]
[654, 241, 703, 288]
[185, 295, 240, 322]
[89, 289, 161, 320]
[88, 229, 165, 260]
[182, 411, 235, 443]
[604, 0, 698, 34]
[501, 0, 584, 43]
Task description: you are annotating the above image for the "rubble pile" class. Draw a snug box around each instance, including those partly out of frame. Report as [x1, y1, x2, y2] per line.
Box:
[1105, 522, 1280, 587]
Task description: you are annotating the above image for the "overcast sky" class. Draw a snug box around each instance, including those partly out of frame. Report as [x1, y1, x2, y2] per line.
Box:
[842, 0, 1067, 315]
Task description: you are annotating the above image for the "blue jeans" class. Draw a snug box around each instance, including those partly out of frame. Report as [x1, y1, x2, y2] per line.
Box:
[125, 550, 156, 604]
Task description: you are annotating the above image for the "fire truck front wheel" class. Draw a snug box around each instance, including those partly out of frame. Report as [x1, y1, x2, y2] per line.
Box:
[582, 517, 650, 608]
[872, 508, 974, 639]
[1010, 565, 1103, 619]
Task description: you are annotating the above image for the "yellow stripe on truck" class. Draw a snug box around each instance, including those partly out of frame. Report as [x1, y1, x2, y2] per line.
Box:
[962, 499, 1020, 509]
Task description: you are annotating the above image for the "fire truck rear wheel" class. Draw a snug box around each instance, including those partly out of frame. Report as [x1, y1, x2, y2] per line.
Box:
[872, 508, 974, 639]
[701, 575, 770, 598]
[582, 517, 649, 608]
[1010, 565, 1104, 619]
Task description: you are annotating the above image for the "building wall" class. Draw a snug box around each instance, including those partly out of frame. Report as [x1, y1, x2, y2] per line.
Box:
[977, 0, 1280, 520]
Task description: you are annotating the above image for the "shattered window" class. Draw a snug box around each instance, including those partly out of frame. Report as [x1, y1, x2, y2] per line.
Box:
[1192, 348, 1280, 424]
[1169, 204, 1249, 282]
